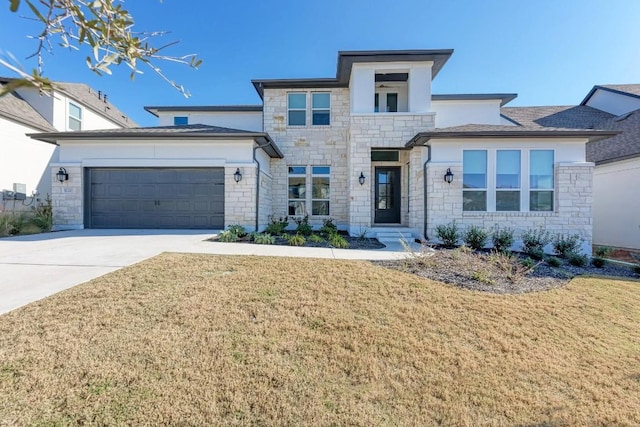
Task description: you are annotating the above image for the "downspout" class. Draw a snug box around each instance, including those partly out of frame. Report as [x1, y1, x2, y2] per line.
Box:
[423, 145, 432, 240]
[253, 138, 272, 232]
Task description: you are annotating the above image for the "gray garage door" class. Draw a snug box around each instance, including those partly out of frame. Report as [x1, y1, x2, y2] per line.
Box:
[86, 168, 224, 229]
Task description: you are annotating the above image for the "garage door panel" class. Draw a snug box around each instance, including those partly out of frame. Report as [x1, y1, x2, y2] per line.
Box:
[88, 168, 225, 229]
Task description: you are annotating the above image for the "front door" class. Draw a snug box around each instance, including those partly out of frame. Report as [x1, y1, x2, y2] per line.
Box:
[374, 167, 401, 223]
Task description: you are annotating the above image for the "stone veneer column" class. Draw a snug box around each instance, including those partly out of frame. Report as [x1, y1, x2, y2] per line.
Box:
[51, 164, 84, 230]
[224, 165, 256, 231]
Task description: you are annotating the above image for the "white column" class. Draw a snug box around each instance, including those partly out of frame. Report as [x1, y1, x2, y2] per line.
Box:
[408, 65, 432, 113]
[349, 66, 375, 114]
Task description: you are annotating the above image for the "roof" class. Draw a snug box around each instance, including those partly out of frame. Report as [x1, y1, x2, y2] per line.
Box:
[433, 93, 517, 106]
[54, 82, 136, 128]
[252, 49, 454, 99]
[406, 124, 619, 147]
[28, 124, 283, 158]
[501, 105, 614, 129]
[144, 105, 263, 117]
[586, 109, 640, 164]
[581, 84, 640, 105]
[0, 83, 55, 131]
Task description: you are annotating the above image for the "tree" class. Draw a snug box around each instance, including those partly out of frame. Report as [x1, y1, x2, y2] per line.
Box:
[1, 0, 202, 96]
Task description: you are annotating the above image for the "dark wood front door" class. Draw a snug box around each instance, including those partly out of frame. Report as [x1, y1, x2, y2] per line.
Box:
[374, 167, 401, 223]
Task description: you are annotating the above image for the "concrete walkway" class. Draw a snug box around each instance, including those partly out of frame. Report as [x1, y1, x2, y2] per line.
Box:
[0, 229, 412, 315]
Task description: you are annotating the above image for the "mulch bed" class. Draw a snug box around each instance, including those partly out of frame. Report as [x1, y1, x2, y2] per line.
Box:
[209, 231, 386, 250]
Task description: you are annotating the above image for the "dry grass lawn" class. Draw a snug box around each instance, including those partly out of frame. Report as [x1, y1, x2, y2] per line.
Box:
[1, 254, 639, 426]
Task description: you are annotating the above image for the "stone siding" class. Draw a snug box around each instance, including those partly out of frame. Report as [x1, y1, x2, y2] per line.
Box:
[224, 165, 256, 230]
[51, 164, 83, 230]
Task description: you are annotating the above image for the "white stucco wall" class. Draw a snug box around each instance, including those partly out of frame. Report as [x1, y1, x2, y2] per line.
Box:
[156, 111, 264, 132]
[0, 117, 57, 200]
[585, 89, 640, 116]
[593, 157, 640, 249]
[432, 100, 502, 128]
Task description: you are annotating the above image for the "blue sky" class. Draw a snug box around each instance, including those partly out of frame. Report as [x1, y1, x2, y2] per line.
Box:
[1, 0, 639, 127]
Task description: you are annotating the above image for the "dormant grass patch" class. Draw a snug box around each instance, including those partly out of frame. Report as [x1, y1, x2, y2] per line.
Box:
[0, 254, 638, 426]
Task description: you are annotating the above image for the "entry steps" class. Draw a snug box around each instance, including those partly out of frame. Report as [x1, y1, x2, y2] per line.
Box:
[370, 227, 419, 244]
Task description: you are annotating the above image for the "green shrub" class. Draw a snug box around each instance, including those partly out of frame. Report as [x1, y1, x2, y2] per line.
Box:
[319, 218, 338, 237]
[552, 233, 582, 258]
[31, 195, 53, 231]
[217, 230, 238, 242]
[294, 215, 313, 236]
[357, 227, 369, 241]
[462, 225, 489, 251]
[522, 227, 551, 258]
[288, 234, 306, 246]
[567, 251, 588, 267]
[435, 222, 459, 248]
[546, 256, 563, 267]
[309, 234, 325, 243]
[253, 233, 275, 245]
[591, 257, 606, 268]
[265, 216, 289, 235]
[227, 224, 247, 238]
[594, 246, 612, 258]
[520, 257, 537, 269]
[492, 226, 514, 253]
[329, 234, 349, 249]
[0, 213, 30, 237]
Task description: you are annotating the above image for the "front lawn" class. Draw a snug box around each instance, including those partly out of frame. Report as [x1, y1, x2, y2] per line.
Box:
[0, 254, 638, 425]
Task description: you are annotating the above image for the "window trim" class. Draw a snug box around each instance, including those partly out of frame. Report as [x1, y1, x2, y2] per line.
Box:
[311, 166, 331, 216]
[311, 92, 331, 126]
[287, 165, 331, 217]
[288, 166, 307, 216]
[287, 92, 307, 126]
[68, 102, 82, 131]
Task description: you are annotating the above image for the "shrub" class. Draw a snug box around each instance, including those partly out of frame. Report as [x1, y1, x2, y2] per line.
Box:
[217, 230, 238, 242]
[31, 195, 53, 231]
[522, 227, 551, 258]
[329, 234, 349, 249]
[288, 234, 306, 246]
[552, 233, 582, 258]
[488, 251, 533, 284]
[227, 224, 247, 238]
[591, 257, 606, 268]
[319, 218, 338, 237]
[567, 251, 588, 267]
[492, 226, 515, 253]
[309, 234, 325, 243]
[253, 233, 275, 245]
[0, 213, 29, 237]
[435, 222, 459, 248]
[634, 264, 640, 275]
[546, 256, 563, 268]
[265, 216, 289, 235]
[357, 227, 369, 241]
[594, 246, 612, 258]
[471, 269, 494, 285]
[520, 257, 537, 269]
[294, 215, 313, 236]
[462, 225, 489, 251]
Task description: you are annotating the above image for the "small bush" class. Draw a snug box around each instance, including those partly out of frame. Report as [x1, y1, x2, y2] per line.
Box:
[492, 226, 515, 253]
[309, 234, 325, 243]
[567, 251, 588, 267]
[488, 251, 533, 284]
[227, 224, 247, 238]
[294, 215, 313, 236]
[435, 222, 459, 248]
[462, 225, 489, 251]
[634, 264, 640, 275]
[217, 230, 238, 242]
[253, 233, 275, 245]
[329, 234, 349, 249]
[594, 246, 612, 258]
[265, 216, 289, 235]
[31, 195, 53, 231]
[522, 227, 551, 258]
[357, 227, 369, 241]
[552, 233, 582, 258]
[546, 256, 563, 268]
[319, 218, 338, 237]
[471, 269, 494, 285]
[288, 234, 306, 246]
[527, 246, 545, 261]
[520, 257, 537, 270]
[591, 257, 606, 268]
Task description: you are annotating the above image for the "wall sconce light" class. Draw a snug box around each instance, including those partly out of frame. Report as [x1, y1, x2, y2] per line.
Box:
[443, 168, 454, 184]
[358, 172, 366, 185]
[56, 167, 69, 183]
[233, 168, 242, 183]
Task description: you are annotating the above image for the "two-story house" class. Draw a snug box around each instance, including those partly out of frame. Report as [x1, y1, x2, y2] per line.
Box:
[0, 78, 135, 208]
[31, 50, 617, 252]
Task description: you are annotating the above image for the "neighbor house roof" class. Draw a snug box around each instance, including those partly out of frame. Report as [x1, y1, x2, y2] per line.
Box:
[28, 124, 283, 158]
[406, 124, 619, 147]
[144, 105, 263, 117]
[0, 83, 55, 132]
[252, 49, 454, 98]
[586, 109, 640, 164]
[501, 105, 614, 129]
[580, 84, 640, 105]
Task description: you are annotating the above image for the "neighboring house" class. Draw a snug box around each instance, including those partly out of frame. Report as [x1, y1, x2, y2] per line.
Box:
[502, 84, 640, 251]
[0, 78, 136, 209]
[31, 50, 617, 253]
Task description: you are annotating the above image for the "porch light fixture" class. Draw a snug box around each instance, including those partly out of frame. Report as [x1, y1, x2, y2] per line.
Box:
[56, 167, 69, 183]
[233, 168, 242, 183]
[358, 172, 366, 185]
[443, 168, 454, 184]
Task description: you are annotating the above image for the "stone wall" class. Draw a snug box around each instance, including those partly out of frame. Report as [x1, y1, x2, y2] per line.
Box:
[51, 164, 83, 230]
[258, 170, 273, 231]
[224, 165, 256, 230]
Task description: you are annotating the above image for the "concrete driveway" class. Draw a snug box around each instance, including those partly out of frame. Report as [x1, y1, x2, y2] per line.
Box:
[0, 229, 410, 315]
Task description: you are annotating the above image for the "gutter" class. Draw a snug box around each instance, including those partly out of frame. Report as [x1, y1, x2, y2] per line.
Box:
[423, 145, 431, 240]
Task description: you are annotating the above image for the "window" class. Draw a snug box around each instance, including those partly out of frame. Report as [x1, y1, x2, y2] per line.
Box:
[374, 93, 380, 112]
[312, 93, 330, 125]
[288, 166, 306, 215]
[463, 150, 487, 211]
[288, 93, 306, 126]
[386, 93, 398, 112]
[311, 166, 330, 215]
[530, 150, 554, 211]
[496, 150, 520, 211]
[371, 150, 399, 162]
[68, 103, 82, 131]
[174, 116, 188, 125]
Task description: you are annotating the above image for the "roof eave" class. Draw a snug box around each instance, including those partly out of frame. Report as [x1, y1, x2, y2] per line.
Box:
[580, 85, 640, 106]
[406, 130, 621, 147]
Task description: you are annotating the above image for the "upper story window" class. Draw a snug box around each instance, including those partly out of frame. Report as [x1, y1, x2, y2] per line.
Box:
[287, 93, 306, 126]
[386, 93, 398, 112]
[312, 93, 330, 125]
[174, 116, 189, 125]
[68, 103, 82, 131]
